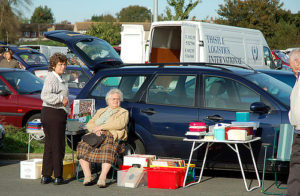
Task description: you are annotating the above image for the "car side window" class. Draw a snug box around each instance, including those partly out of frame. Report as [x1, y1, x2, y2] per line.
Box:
[90, 75, 146, 100]
[0, 80, 10, 92]
[204, 76, 262, 111]
[147, 75, 196, 107]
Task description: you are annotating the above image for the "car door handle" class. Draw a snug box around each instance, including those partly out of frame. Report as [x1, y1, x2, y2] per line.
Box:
[206, 115, 224, 122]
[141, 108, 157, 115]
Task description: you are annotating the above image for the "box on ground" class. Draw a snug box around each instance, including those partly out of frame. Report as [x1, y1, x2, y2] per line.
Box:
[20, 159, 43, 179]
[53, 161, 77, 179]
[117, 167, 148, 188]
[147, 167, 187, 189]
[150, 164, 196, 184]
[123, 154, 156, 167]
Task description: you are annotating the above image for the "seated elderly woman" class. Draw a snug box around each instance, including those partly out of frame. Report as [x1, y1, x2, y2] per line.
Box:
[76, 88, 129, 188]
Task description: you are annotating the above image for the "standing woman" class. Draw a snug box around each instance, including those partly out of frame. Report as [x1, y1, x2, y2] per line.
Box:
[40, 53, 69, 185]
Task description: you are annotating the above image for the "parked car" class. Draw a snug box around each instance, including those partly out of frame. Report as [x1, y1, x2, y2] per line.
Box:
[0, 45, 48, 69]
[272, 50, 290, 68]
[258, 69, 296, 87]
[27, 65, 92, 95]
[0, 124, 5, 149]
[0, 68, 43, 128]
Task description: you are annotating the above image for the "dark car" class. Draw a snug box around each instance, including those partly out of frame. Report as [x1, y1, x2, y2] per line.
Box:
[0, 68, 43, 128]
[0, 45, 48, 69]
[74, 63, 291, 172]
[258, 69, 296, 87]
[27, 65, 92, 95]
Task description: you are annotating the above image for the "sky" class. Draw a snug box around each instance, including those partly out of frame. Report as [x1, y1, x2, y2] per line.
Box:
[24, 0, 300, 24]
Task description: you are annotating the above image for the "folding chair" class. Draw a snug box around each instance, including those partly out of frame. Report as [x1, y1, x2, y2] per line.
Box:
[261, 124, 294, 195]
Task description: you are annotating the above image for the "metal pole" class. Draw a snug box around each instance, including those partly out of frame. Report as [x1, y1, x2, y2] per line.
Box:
[153, 0, 158, 22]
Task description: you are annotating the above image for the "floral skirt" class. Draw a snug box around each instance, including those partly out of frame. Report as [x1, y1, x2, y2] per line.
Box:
[76, 132, 118, 164]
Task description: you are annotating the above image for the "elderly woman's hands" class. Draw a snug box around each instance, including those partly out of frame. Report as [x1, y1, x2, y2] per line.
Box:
[93, 126, 103, 136]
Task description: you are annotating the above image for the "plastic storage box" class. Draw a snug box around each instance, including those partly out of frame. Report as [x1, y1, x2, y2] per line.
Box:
[117, 168, 148, 188]
[147, 167, 186, 189]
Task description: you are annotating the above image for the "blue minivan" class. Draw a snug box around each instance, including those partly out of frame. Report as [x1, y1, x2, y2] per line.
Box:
[45, 31, 293, 172]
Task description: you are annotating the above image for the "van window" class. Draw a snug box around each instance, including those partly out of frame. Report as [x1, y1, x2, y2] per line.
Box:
[147, 75, 196, 107]
[263, 46, 275, 69]
[90, 75, 147, 100]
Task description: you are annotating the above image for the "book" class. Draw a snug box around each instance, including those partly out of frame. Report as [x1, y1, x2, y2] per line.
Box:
[71, 99, 95, 121]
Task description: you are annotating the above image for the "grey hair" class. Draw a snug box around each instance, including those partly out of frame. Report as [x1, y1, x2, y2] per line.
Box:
[105, 88, 123, 104]
[289, 49, 300, 63]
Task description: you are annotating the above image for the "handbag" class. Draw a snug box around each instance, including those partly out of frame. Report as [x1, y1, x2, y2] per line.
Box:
[82, 133, 106, 148]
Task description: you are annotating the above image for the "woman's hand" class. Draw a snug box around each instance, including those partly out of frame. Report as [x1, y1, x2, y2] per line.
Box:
[62, 97, 68, 107]
[93, 126, 103, 136]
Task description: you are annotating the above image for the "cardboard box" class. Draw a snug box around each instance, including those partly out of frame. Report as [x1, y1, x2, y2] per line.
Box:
[123, 154, 156, 167]
[20, 159, 43, 179]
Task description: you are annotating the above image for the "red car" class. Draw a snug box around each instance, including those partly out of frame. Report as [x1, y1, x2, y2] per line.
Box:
[272, 50, 289, 67]
[0, 68, 43, 128]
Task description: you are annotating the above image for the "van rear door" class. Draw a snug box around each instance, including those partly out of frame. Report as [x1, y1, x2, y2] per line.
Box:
[120, 24, 145, 63]
[181, 22, 199, 62]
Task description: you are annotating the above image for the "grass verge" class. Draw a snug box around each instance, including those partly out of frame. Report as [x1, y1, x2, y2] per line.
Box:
[0, 126, 72, 154]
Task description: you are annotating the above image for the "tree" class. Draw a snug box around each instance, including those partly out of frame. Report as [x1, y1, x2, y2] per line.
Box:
[217, 0, 282, 38]
[216, 0, 300, 49]
[164, 0, 201, 20]
[30, 5, 55, 24]
[117, 5, 151, 22]
[87, 22, 121, 46]
[0, 0, 32, 43]
[91, 14, 116, 22]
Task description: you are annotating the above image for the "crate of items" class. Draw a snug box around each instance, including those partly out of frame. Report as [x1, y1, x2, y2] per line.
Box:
[20, 159, 43, 179]
[123, 154, 156, 168]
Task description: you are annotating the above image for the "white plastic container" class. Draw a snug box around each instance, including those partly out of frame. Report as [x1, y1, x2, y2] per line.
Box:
[117, 169, 148, 188]
[20, 159, 42, 179]
[231, 121, 260, 130]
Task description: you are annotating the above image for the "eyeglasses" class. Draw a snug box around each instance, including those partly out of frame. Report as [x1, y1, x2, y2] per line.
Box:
[110, 98, 121, 101]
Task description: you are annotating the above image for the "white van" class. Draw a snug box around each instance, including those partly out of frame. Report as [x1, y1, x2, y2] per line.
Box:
[121, 21, 280, 69]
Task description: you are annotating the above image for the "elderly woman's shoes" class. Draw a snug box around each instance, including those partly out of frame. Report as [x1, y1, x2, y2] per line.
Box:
[83, 176, 94, 186]
[97, 178, 106, 188]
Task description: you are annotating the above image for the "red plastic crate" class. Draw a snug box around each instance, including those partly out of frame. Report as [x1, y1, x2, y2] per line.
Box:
[147, 167, 186, 189]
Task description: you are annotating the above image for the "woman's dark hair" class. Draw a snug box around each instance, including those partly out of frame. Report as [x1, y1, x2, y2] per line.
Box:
[49, 53, 67, 71]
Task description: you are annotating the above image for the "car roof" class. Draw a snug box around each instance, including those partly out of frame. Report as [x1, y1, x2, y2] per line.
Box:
[0, 68, 27, 72]
[0, 45, 40, 54]
[97, 63, 257, 77]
